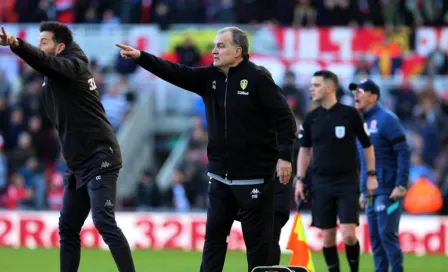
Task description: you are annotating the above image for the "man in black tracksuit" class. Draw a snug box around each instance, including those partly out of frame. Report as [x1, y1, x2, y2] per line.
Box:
[117, 27, 296, 272]
[0, 22, 135, 272]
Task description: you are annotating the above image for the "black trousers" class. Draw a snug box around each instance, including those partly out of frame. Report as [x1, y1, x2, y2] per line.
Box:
[268, 213, 289, 265]
[59, 170, 135, 272]
[200, 178, 274, 272]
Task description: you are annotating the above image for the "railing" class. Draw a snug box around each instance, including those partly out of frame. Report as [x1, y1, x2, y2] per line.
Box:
[116, 89, 154, 200]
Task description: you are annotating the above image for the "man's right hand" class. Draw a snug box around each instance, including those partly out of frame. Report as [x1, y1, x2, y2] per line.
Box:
[0, 26, 19, 47]
[294, 180, 306, 203]
[115, 44, 141, 60]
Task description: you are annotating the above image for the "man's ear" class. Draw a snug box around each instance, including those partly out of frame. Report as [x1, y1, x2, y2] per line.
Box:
[235, 47, 242, 58]
[56, 43, 66, 55]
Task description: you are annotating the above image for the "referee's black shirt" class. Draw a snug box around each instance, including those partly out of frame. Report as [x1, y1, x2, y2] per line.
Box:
[299, 102, 371, 179]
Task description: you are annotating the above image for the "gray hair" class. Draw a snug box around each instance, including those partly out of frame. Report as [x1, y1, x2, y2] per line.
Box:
[217, 26, 250, 60]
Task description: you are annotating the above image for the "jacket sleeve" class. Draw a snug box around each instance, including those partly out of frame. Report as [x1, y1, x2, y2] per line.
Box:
[257, 72, 296, 162]
[351, 108, 372, 148]
[383, 114, 411, 187]
[10, 39, 77, 81]
[136, 51, 208, 97]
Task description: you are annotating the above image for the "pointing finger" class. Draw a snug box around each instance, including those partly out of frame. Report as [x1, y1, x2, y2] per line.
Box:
[115, 43, 131, 50]
[1, 26, 7, 37]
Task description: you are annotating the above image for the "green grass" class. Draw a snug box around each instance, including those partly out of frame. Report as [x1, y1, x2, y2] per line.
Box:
[0, 248, 444, 271]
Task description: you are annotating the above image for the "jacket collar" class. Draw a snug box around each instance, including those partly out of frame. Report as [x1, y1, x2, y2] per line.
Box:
[363, 103, 382, 119]
[213, 58, 248, 74]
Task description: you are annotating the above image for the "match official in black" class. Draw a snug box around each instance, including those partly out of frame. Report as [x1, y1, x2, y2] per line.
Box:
[294, 70, 378, 272]
[0, 23, 135, 272]
[116, 27, 296, 272]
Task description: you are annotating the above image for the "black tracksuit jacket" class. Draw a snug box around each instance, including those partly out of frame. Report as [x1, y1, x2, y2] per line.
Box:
[11, 39, 121, 188]
[136, 52, 296, 180]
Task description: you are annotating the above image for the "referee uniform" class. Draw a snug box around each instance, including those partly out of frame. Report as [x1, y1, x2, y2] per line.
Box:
[295, 70, 377, 272]
[299, 103, 372, 229]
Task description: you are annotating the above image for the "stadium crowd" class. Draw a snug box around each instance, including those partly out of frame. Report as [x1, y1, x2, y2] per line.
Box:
[1, 0, 447, 27]
[0, 58, 136, 210]
[0, 1, 447, 216]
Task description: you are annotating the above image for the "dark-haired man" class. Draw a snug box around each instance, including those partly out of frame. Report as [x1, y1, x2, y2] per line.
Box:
[0, 22, 136, 272]
[295, 70, 378, 272]
[117, 26, 296, 272]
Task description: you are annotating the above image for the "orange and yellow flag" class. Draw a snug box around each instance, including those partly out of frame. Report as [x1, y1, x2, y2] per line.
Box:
[286, 212, 315, 272]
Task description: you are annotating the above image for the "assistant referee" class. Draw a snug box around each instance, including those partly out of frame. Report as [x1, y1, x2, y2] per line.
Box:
[294, 70, 378, 272]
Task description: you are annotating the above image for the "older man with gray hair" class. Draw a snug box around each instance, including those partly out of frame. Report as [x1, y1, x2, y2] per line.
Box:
[116, 26, 296, 272]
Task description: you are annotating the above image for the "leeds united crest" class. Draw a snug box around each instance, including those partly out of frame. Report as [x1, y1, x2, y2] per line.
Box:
[240, 79, 248, 90]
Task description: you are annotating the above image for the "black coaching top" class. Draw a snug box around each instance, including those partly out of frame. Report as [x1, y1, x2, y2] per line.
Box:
[299, 102, 371, 181]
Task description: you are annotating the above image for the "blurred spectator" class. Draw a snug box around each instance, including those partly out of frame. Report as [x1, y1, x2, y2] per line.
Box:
[0, 71, 11, 101]
[372, 32, 403, 76]
[34, 0, 51, 22]
[101, 9, 121, 33]
[424, 45, 448, 76]
[413, 109, 439, 167]
[14, 0, 39, 23]
[316, 0, 353, 26]
[83, 5, 100, 23]
[390, 79, 417, 125]
[18, 157, 46, 209]
[353, 58, 372, 78]
[9, 131, 36, 172]
[175, 36, 202, 67]
[101, 81, 131, 132]
[351, 0, 384, 26]
[54, 0, 75, 23]
[409, 152, 435, 184]
[406, 0, 448, 26]
[150, 1, 172, 30]
[115, 45, 139, 75]
[235, 0, 257, 24]
[3, 172, 34, 209]
[5, 107, 25, 151]
[206, 0, 235, 23]
[47, 171, 64, 210]
[173, 0, 205, 24]
[0, 98, 9, 135]
[27, 116, 46, 161]
[293, 0, 316, 26]
[0, 135, 7, 191]
[165, 167, 191, 211]
[282, 70, 304, 116]
[135, 169, 161, 210]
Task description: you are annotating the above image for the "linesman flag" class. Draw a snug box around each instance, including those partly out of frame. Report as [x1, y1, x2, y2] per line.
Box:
[286, 200, 315, 272]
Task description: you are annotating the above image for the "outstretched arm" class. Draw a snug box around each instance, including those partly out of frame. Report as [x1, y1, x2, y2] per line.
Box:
[1, 26, 77, 81]
[116, 43, 208, 96]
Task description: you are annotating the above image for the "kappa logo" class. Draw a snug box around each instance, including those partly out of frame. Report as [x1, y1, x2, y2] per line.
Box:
[240, 79, 248, 90]
[101, 161, 111, 169]
[104, 199, 114, 209]
[251, 188, 260, 199]
[212, 80, 216, 90]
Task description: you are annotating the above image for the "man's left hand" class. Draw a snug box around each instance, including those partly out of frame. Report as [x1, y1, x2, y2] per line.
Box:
[277, 159, 292, 184]
[389, 186, 406, 201]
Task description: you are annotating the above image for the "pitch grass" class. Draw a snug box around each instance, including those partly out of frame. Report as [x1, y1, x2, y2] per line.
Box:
[0, 248, 445, 271]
